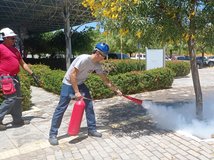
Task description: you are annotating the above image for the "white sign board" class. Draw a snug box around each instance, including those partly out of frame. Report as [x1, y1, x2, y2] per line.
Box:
[146, 48, 165, 70]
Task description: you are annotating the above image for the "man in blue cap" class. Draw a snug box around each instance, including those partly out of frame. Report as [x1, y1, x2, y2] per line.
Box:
[49, 42, 122, 145]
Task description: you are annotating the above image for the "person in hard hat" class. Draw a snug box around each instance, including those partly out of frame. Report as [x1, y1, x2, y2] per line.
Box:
[0, 27, 40, 131]
[49, 42, 123, 145]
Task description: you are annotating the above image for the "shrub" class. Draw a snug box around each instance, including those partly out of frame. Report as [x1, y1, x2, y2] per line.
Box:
[166, 60, 190, 77]
[86, 67, 174, 99]
[140, 68, 175, 91]
[101, 59, 145, 75]
[28, 64, 52, 86]
[0, 60, 188, 110]
[86, 75, 114, 99]
[102, 59, 189, 77]
[41, 69, 65, 94]
[110, 72, 144, 94]
[19, 70, 32, 110]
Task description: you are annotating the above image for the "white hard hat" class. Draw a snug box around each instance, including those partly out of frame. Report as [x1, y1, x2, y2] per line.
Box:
[0, 27, 17, 38]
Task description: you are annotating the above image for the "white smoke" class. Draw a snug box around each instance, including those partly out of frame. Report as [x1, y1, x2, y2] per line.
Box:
[143, 94, 214, 140]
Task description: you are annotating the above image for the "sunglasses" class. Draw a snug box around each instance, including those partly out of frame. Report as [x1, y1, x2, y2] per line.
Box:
[7, 37, 16, 40]
[98, 51, 106, 58]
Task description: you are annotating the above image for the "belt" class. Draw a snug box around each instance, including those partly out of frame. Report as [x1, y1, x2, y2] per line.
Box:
[0, 74, 17, 77]
[0, 75, 17, 80]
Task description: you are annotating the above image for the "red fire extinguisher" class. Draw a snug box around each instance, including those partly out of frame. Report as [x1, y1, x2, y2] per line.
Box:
[68, 98, 86, 136]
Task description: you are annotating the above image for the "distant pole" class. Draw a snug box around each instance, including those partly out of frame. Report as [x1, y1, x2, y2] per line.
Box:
[17, 28, 24, 57]
[63, 0, 72, 70]
[120, 35, 123, 59]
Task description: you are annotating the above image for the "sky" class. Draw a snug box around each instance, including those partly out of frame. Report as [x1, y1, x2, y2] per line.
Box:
[72, 21, 104, 32]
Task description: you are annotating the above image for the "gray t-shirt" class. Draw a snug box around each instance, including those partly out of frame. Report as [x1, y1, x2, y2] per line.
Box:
[62, 54, 104, 85]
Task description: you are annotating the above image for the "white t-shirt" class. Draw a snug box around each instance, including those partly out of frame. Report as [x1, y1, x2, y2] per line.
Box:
[62, 54, 104, 85]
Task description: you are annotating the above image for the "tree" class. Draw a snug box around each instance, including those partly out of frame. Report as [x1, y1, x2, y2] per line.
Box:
[51, 29, 96, 56]
[152, 0, 213, 119]
[196, 23, 214, 55]
[24, 29, 96, 58]
[23, 33, 53, 58]
[82, 0, 149, 54]
[82, 0, 214, 119]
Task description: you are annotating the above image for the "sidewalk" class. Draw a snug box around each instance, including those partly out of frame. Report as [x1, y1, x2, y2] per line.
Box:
[0, 68, 214, 160]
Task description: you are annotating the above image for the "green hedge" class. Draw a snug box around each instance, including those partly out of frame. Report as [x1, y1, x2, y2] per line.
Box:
[166, 60, 190, 77]
[101, 59, 146, 75]
[29, 63, 176, 100]
[102, 59, 190, 77]
[140, 67, 175, 90]
[85, 67, 174, 99]
[0, 60, 190, 111]
[19, 70, 32, 110]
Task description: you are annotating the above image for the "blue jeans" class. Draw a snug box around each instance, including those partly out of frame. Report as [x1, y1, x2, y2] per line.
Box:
[0, 76, 22, 123]
[49, 83, 96, 137]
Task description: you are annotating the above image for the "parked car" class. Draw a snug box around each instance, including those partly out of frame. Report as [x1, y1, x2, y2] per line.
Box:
[196, 56, 208, 68]
[131, 53, 146, 60]
[176, 56, 191, 61]
[207, 56, 214, 67]
[176, 55, 207, 69]
[165, 56, 171, 61]
[107, 53, 130, 59]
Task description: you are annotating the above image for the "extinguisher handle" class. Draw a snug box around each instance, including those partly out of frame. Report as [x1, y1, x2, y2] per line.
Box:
[83, 97, 93, 101]
[69, 94, 92, 101]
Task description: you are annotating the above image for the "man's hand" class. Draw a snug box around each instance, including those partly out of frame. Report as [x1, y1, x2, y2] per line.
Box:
[75, 92, 83, 100]
[31, 73, 40, 86]
[115, 89, 123, 96]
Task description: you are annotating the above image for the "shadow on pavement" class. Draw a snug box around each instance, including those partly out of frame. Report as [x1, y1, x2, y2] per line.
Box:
[4, 115, 45, 130]
[69, 135, 88, 144]
[57, 133, 88, 144]
[22, 115, 46, 121]
[98, 101, 171, 138]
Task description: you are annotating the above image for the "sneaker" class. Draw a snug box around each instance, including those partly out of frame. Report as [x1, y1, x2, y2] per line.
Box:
[0, 123, 6, 131]
[88, 130, 102, 137]
[12, 120, 30, 126]
[49, 136, 58, 145]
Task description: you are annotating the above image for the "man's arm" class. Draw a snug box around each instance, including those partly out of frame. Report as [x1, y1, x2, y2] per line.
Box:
[69, 67, 82, 99]
[98, 74, 122, 96]
[19, 59, 33, 75]
[20, 59, 40, 86]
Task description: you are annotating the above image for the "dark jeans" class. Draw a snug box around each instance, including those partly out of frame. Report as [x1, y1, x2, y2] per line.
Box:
[0, 76, 23, 123]
[49, 83, 96, 137]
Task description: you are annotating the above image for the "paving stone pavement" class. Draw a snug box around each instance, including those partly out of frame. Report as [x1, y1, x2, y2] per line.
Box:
[1, 67, 214, 160]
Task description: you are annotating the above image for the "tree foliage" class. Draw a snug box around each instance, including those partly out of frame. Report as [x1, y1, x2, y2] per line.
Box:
[23, 28, 97, 57]
[82, 0, 214, 119]
[82, 0, 213, 54]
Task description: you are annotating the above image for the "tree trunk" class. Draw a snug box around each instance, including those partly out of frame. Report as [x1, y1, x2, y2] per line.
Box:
[120, 35, 123, 59]
[188, 38, 203, 120]
[63, 0, 72, 70]
[188, 0, 203, 120]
